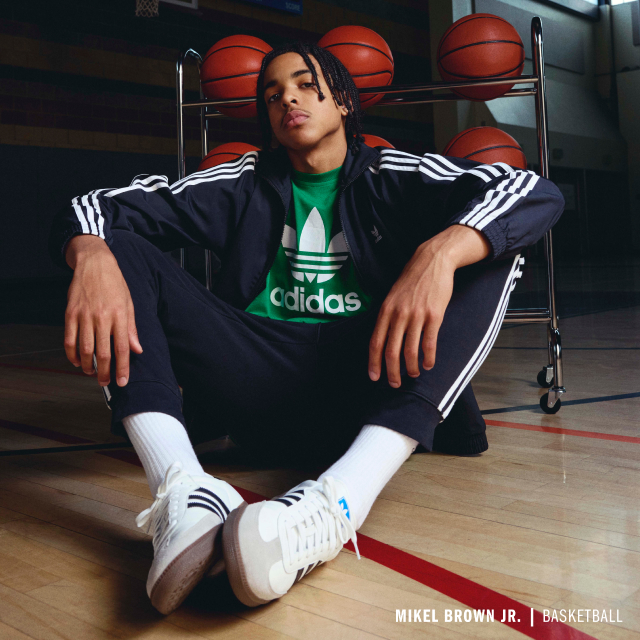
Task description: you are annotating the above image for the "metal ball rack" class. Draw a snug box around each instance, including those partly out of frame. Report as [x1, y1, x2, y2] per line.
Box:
[175, 16, 565, 413]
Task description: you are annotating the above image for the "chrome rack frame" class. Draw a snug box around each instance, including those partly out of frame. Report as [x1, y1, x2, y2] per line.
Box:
[175, 16, 565, 411]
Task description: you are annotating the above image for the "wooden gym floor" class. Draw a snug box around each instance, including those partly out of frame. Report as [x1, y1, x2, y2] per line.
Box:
[1, 260, 639, 639]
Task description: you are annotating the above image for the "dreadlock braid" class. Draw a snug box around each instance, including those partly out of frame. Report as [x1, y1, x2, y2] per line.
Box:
[256, 42, 365, 155]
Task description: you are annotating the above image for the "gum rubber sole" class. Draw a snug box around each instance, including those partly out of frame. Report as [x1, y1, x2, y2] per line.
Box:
[149, 522, 223, 615]
[222, 502, 271, 608]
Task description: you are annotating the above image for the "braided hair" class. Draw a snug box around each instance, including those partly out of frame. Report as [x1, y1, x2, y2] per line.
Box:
[256, 42, 365, 155]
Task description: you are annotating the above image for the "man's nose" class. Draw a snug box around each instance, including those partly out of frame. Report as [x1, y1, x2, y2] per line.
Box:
[282, 92, 298, 108]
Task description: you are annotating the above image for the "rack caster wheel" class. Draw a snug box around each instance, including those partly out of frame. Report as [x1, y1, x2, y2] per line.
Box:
[540, 393, 561, 414]
[537, 367, 553, 388]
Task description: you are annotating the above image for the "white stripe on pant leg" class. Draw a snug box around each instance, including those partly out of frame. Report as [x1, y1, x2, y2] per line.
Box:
[438, 256, 520, 416]
[439, 258, 520, 417]
[438, 255, 521, 416]
[439, 273, 516, 419]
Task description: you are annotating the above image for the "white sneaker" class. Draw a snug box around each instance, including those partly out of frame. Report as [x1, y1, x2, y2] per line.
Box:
[136, 461, 246, 614]
[222, 475, 360, 607]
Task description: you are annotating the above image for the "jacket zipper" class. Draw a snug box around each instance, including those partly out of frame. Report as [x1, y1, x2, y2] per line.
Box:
[251, 175, 290, 301]
[336, 157, 378, 287]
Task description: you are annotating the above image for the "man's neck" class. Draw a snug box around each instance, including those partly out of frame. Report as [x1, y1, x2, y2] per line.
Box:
[286, 134, 347, 174]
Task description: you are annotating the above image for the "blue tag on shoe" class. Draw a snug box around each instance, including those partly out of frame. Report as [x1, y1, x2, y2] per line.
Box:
[338, 497, 350, 521]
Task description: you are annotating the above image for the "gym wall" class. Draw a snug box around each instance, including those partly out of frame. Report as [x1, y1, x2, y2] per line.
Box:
[429, 0, 636, 258]
[0, 0, 434, 284]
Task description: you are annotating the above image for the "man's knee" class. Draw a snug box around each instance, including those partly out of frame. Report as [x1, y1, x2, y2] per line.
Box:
[109, 230, 168, 270]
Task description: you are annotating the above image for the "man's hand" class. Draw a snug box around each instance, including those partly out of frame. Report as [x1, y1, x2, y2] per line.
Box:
[64, 235, 143, 388]
[368, 225, 491, 387]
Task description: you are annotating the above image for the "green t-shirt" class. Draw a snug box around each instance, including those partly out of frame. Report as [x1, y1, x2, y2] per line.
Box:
[246, 165, 371, 323]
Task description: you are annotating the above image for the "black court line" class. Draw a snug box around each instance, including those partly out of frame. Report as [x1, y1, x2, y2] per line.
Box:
[492, 347, 640, 350]
[482, 391, 640, 415]
[0, 442, 132, 457]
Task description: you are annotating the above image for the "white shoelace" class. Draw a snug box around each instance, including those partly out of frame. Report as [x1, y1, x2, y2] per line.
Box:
[279, 476, 361, 573]
[136, 461, 195, 553]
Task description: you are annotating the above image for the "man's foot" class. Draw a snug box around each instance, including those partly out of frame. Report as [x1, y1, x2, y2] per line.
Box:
[136, 461, 246, 614]
[222, 475, 360, 607]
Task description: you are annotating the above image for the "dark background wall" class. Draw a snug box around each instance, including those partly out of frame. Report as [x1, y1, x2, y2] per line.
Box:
[1, 0, 637, 326]
[1, 0, 434, 285]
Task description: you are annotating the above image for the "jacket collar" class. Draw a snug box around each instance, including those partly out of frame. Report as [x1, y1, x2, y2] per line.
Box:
[255, 142, 381, 200]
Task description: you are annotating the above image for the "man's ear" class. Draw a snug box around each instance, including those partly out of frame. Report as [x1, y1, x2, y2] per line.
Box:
[340, 104, 349, 117]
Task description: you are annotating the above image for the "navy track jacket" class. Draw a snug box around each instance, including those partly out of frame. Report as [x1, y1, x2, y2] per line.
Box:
[49, 143, 565, 307]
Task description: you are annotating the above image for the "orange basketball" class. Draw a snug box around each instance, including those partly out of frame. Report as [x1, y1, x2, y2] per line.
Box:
[443, 127, 527, 169]
[201, 35, 272, 118]
[197, 142, 259, 171]
[437, 14, 524, 101]
[362, 134, 394, 149]
[318, 26, 393, 109]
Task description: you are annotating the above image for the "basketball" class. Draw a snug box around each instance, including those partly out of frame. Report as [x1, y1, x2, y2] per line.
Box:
[362, 134, 394, 149]
[437, 14, 525, 101]
[200, 35, 272, 118]
[197, 142, 259, 171]
[318, 26, 394, 109]
[443, 126, 527, 169]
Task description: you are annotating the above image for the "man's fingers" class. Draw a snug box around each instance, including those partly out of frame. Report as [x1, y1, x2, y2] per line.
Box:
[384, 315, 408, 388]
[128, 306, 143, 354]
[95, 323, 112, 387]
[368, 310, 391, 381]
[64, 308, 80, 367]
[404, 321, 423, 378]
[113, 316, 130, 387]
[78, 316, 96, 375]
[421, 313, 443, 370]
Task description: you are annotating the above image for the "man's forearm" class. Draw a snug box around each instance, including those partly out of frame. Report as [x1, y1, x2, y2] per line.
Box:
[415, 224, 491, 271]
[65, 234, 111, 270]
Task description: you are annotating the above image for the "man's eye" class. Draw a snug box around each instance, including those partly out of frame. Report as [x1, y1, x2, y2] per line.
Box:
[302, 82, 315, 88]
[268, 93, 280, 103]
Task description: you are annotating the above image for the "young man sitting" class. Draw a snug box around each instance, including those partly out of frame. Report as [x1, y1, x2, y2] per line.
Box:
[49, 42, 564, 614]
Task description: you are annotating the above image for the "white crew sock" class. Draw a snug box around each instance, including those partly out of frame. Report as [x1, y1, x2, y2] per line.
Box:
[317, 424, 418, 531]
[123, 411, 206, 496]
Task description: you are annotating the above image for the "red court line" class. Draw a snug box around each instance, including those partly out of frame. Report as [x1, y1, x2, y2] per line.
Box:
[98, 450, 595, 639]
[343, 537, 595, 640]
[486, 419, 640, 444]
[1, 423, 600, 638]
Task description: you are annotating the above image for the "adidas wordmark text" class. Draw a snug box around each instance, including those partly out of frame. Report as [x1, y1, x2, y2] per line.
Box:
[269, 286, 362, 314]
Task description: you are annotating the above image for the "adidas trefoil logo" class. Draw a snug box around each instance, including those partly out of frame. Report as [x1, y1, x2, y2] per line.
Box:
[371, 225, 382, 243]
[338, 496, 351, 521]
[282, 207, 349, 283]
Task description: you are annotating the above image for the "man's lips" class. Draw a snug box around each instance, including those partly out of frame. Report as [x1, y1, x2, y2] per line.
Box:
[282, 110, 309, 129]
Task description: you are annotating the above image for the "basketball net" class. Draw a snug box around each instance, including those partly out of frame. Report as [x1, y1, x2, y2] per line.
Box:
[135, 0, 159, 17]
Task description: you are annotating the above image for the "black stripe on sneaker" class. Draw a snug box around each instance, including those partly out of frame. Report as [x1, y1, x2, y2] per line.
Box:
[283, 493, 301, 502]
[188, 501, 224, 519]
[274, 497, 294, 506]
[294, 567, 306, 583]
[195, 487, 230, 515]
[188, 494, 226, 519]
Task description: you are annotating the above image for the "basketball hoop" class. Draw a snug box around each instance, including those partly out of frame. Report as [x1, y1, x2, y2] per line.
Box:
[135, 0, 159, 17]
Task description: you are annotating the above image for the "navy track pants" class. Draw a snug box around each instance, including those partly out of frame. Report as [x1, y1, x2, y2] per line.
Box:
[105, 229, 521, 462]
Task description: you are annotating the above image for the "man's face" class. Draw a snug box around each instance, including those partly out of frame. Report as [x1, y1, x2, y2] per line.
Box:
[263, 52, 349, 151]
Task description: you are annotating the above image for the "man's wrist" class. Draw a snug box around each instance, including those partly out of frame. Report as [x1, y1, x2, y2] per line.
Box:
[65, 234, 110, 269]
[418, 225, 491, 270]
